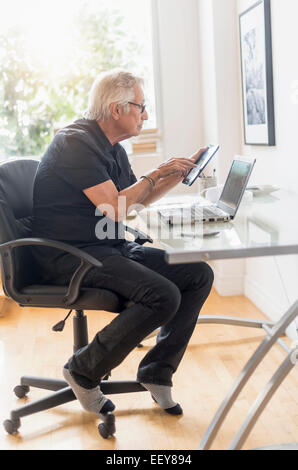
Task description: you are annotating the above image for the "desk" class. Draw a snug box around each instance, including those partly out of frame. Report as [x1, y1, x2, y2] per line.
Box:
[139, 190, 298, 450]
[142, 190, 298, 263]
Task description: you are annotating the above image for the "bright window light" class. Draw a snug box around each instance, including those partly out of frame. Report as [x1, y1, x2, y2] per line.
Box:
[0, 0, 156, 157]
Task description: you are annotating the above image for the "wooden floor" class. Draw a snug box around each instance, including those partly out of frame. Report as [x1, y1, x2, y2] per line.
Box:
[0, 289, 297, 450]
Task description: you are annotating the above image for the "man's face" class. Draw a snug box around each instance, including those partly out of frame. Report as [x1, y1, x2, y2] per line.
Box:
[119, 84, 148, 137]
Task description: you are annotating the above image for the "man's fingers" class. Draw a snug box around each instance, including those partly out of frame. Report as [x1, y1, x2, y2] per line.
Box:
[169, 163, 192, 177]
[190, 147, 208, 162]
[172, 158, 197, 168]
[158, 156, 198, 178]
[176, 163, 194, 177]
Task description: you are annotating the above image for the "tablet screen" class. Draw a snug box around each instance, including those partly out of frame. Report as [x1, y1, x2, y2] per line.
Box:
[183, 145, 219, 186]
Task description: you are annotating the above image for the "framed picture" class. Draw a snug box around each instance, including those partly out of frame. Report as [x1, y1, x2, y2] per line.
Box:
[239, 0, 275, 146]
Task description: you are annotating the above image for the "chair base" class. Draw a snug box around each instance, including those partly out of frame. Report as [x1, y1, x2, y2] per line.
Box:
[4, 375, 147, 438]
[3, 310, 147, 439]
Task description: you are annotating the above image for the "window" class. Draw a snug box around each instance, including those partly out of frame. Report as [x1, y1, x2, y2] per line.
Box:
[0, 0, 156, 157]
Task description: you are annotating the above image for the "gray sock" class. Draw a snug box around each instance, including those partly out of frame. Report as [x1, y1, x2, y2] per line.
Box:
[141, 383, 177, 410]
[63, 367, 113, 417]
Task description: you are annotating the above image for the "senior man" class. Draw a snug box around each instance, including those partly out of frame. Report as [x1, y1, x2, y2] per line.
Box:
[32, 70, 214, 417]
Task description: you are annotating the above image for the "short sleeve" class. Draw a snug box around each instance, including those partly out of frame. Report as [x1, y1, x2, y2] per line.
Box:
[49, 134, 111, 190]
[129, 167, 137, 185]
[116, 144, 137, 187]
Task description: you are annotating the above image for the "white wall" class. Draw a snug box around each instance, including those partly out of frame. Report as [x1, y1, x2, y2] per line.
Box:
[132, 0, 298, 338]
[197, 0, 246, 300]
[131, 0, 204, 194]
[153, 0, 203, 160]
[132, 0, 242, 188]
[238, 0, 298, 190]
[196, 0, 298, 339]
[197, 0, 242, 181]
[237, 0, 298, 339]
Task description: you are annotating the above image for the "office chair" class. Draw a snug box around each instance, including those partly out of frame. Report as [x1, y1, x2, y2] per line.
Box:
[0, 157, 154, 439]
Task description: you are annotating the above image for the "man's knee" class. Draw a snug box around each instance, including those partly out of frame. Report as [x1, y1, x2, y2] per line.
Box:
[147, 279, 181, 324]
[200, 262, 214, 286]
[187, 261, 214, 291]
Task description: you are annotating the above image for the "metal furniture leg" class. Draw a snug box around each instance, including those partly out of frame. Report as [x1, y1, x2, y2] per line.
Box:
[229, 351, 297, 450]
[143, 316, 289, 354]
[142, 317, 275, 341]
[198, 300, 298, 450]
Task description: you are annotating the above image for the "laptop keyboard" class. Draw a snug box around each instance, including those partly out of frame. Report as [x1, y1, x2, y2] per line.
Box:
[191, 205, 229, 221]
[158, 204, 230, 224]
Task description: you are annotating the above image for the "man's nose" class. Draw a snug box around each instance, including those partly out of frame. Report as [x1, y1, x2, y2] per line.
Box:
[142, 109, 149, 121]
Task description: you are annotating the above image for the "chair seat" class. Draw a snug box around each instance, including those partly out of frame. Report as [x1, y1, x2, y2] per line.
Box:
[20, 284, 127, 312]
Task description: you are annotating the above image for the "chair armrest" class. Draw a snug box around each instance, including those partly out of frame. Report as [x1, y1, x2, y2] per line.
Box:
[0, 238, 102, 306]
[0, 238, 103, 268]
[124, 225, 153, 246]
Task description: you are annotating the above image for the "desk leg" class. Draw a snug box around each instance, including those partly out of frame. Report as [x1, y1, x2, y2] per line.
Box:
[197, 315, 290, 354]
[198, 300, 298, 450]
[229, 351, 297, 450]
[143, 316, 275, 342]
[196, 315, 274, 328]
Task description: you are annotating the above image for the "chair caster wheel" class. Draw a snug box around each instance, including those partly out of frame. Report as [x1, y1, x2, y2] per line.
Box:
[3, 417, 21, 435]
[98, 412, 116, 439]
[14, 385, 30, 398]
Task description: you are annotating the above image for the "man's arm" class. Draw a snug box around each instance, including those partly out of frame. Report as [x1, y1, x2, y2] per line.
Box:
[83, 176, 158, 221]
[140, 173, 184, 206]
[83, 149, 206, 221]
[140, 147, 208, 206]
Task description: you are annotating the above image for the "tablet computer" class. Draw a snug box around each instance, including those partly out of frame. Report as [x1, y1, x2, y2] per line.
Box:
[182, 144, 219, 186]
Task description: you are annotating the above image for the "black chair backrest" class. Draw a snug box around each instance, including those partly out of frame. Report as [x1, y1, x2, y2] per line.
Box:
[0, 158, 40, 294]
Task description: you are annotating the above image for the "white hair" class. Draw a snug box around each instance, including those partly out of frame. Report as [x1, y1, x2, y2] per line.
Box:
[84, 69, 144, 121]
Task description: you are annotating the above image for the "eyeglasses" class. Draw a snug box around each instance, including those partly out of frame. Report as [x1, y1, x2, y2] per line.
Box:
[128, 102, 146, 114]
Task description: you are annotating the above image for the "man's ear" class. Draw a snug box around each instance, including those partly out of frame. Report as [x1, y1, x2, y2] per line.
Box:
[110, 102, 121, 120]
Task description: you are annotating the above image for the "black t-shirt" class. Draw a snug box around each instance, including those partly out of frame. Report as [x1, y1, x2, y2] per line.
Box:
[32, 119, 143, 283]
[33, 118, 137, 243]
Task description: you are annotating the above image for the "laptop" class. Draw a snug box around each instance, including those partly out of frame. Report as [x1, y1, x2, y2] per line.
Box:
[158, 156, 256, 225]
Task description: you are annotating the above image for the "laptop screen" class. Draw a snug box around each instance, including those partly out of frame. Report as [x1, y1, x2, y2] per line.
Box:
[218, 158, 255, 217]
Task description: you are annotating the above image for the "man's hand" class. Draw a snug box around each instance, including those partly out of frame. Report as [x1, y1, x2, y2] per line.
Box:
[134, 147, 209, 208]
[155, 157, 198, 180]
[189, 146, 209, 164]
[154, 147, 209, 181]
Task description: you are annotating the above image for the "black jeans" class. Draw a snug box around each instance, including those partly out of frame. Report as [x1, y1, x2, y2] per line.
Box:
[67, 246, 214, 388]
